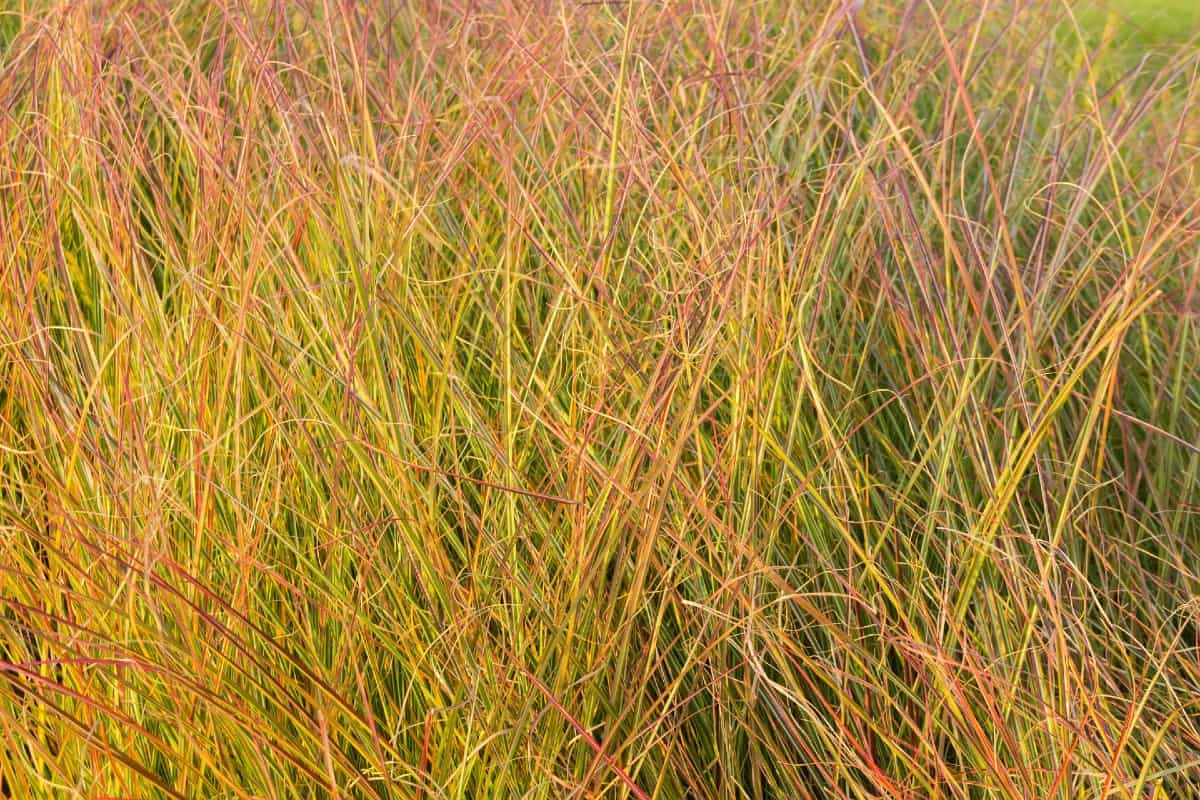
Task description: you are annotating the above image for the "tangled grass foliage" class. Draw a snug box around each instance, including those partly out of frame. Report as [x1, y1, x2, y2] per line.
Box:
[1, 1, 1198, 797]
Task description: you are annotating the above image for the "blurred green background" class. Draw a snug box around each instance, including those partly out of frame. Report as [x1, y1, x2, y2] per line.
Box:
[1082, 0, 1200, 45]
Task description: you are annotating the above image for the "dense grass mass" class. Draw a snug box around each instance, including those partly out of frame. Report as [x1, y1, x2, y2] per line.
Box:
[1, 0, 1198, 797]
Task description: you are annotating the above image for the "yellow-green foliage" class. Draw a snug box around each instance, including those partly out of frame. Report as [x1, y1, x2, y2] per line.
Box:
[1, 1, 1198, 798]
[1084, 0, 1200, 44]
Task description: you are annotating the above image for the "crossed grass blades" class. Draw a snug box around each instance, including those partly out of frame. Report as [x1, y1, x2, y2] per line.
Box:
[1, 0, 1198, 797]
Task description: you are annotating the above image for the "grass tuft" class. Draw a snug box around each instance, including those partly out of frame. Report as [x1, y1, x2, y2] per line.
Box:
[1, 1, 1198, 797]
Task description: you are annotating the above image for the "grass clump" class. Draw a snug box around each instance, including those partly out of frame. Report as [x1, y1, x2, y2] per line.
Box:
[1, 0, 1198, 797]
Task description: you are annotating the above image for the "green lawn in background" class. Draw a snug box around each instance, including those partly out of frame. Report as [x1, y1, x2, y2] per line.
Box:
[1081, 0, 1200, 46]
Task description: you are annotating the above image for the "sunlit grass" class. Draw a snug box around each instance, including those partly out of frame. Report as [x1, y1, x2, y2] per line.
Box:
[1, 0, 1198, 798]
